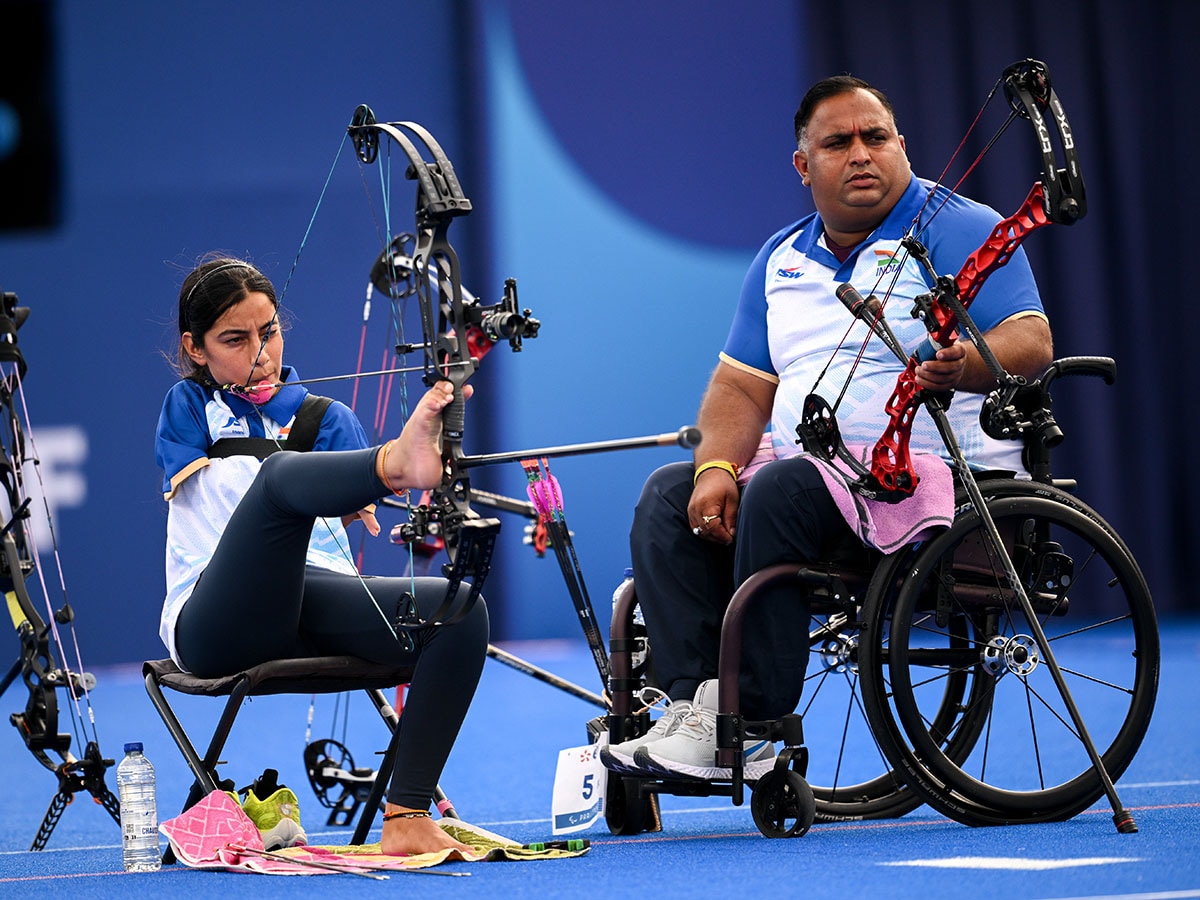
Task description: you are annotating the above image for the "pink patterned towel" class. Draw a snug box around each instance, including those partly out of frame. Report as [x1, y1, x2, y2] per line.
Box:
[160, 790, 586, 876]
[807, 445, 953, 553]
[159, 789, 265, 869]
[737, 435, 953, 553]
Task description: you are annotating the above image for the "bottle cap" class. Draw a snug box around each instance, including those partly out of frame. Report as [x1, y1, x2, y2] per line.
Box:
[623, 567, 634, 579]
[124, 741, 143, 753]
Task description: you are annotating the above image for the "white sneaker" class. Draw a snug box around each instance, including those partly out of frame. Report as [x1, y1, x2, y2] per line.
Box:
[600, 691, 694, 774]
[633, 680, 775, 780]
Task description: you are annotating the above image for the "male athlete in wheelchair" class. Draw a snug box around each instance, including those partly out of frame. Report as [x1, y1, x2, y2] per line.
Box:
[601, 66, 1157, 839]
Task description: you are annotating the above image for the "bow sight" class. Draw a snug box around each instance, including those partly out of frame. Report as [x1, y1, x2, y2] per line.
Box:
[370, 234, 540, 357]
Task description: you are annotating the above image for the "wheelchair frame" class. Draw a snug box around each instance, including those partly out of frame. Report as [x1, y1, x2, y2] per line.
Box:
[604, 356, 1159, 838]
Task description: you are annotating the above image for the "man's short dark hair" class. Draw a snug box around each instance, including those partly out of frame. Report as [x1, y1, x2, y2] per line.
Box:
[794, 75, 898, 150]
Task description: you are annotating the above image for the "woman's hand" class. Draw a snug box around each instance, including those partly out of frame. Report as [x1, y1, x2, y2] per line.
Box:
[342, 508, 380, 537]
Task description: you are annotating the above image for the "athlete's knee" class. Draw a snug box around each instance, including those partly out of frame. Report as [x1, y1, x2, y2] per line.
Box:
[741, 456, 825, 511]
[634, 462, 693, 523]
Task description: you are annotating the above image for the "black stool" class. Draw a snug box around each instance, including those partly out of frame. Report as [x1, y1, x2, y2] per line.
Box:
[143, 655, 414, 856]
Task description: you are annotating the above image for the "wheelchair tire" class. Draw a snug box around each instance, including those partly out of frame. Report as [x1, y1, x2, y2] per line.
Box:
[604, 772, 660, 835]
[861, 482, 1159, 826]
[751, 768, 816, 838]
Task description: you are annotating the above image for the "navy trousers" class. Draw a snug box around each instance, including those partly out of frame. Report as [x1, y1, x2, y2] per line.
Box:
[629, 456, 861, 720]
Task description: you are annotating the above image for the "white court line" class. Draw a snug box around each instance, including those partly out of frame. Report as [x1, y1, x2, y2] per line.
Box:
[1035, 892, 1200, 900]
[882, 856, 1142, 871]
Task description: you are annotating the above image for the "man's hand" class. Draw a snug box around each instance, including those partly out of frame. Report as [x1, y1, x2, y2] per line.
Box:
[916, 315, 1053, 395]
[914, 341, 967, 392]
[688, 469, 739, 544]
[688, 361, 776, 544]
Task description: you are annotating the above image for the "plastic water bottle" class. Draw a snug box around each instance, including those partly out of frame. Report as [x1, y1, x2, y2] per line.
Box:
[612, 567, 647, 671]
[117, 742, 161, 872]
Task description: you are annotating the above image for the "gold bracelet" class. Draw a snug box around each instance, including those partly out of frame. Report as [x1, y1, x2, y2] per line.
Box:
[693, 460, 741, 485]
[375, 440, 404, 496]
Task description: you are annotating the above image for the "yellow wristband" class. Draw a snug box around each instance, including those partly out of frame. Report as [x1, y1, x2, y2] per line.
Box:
[693, 460, 741, 486]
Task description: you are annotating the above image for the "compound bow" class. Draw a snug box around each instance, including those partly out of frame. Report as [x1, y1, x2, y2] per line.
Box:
[0, 289, 120, 849]
[293, 108, 697, 821]
[799, 58, 1085, 499]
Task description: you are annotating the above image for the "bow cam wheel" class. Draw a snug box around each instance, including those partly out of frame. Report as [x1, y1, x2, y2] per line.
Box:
[304, 738, 356, 809]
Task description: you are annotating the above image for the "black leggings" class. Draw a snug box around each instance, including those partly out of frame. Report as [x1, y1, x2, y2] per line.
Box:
[175, 448, 489, 809]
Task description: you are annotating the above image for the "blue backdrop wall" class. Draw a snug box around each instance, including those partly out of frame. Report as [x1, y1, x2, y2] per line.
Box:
[0, 0, 1194, 669]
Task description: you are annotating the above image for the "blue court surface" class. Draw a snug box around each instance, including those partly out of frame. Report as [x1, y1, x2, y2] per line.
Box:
[0, 620, 1196, 899]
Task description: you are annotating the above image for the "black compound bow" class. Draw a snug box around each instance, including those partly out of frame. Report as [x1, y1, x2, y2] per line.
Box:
[0, 288, 120, 849]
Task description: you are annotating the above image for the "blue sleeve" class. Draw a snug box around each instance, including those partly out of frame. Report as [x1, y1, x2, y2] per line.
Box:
[154, 380, 210, 494]
[312, 400, 371, 452]
[924, 193, 1044, 333]
[722, 221, 806, 373]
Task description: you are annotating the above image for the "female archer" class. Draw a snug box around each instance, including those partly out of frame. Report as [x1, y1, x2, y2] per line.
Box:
[154, 255, 487, 856]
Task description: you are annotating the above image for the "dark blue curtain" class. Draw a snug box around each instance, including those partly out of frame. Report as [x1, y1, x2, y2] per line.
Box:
[801, 0, 1200, 614]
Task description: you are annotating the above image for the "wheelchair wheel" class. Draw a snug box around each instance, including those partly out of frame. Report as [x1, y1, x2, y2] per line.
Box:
[747, 561, 984, 822]
[604, 772, 660, 835]
[801, 588, 926, 821]
[861, 483, 1159, 826]
[751, 767, 816, 838]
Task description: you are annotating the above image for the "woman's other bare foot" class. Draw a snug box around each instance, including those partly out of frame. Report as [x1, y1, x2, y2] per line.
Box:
[379, 806, 475, 857]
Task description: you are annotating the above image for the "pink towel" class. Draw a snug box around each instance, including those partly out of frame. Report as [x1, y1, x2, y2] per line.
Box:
[159, 789, 586, 876]
[738, 436, 953, 553]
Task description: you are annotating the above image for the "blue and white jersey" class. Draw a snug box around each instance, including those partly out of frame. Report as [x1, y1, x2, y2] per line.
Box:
[154, 367, 370, 663]
[722, 175, 1046, 473]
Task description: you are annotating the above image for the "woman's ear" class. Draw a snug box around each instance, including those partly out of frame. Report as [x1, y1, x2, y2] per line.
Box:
[181, 332, 207, 367]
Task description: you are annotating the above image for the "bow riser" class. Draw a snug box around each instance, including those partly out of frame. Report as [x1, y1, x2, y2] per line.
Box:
[867, 185, 1052, 495]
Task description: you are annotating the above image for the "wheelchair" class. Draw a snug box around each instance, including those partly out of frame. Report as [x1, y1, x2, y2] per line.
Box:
[604, 356, 1159, 838]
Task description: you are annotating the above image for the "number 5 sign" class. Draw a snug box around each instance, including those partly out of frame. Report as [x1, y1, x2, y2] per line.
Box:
[551, 741, 607, 834]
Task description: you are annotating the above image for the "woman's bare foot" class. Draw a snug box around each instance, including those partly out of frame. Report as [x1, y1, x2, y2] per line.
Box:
[377, 381, 472, 492]
[379, 806, 475, 857]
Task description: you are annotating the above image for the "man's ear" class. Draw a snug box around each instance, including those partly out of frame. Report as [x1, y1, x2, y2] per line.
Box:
[793, 150, 810, 186]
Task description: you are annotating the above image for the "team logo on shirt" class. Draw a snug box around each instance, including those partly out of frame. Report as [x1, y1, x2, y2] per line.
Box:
[215, 415, 250, 439]
[775, 266, 805, 280]
[874, 250, 902, 277]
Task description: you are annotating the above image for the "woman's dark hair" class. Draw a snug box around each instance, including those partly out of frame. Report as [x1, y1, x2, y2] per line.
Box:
[175, 256, 278, 381]
[793, 75, 898, 150]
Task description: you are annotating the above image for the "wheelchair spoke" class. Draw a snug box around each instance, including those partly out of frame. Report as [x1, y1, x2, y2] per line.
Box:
[803, 605, 921, 820]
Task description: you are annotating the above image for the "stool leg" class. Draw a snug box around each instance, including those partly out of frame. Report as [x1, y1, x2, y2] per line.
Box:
[350, 713, 402, 845]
